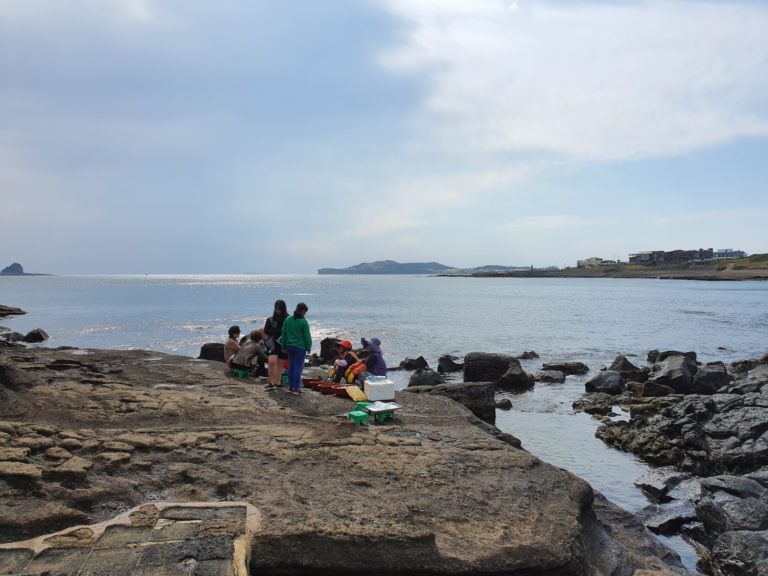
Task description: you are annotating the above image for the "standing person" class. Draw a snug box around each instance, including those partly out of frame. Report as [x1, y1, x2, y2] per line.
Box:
[224, 326, 241, 369]
[264, 300, 288, 389]
[280, 302, 312, 395]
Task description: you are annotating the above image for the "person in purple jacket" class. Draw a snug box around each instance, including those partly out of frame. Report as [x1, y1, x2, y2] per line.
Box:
[346, 336, 387, 381]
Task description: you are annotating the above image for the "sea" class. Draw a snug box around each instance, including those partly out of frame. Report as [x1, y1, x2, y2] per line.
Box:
[2, 274, 768, 571]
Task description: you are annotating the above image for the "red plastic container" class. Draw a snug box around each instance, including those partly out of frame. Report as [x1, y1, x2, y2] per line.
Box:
[317, 382, 336, 395]
[331, 384, 350, 398]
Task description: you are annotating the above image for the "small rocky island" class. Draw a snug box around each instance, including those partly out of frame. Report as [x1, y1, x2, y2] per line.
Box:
[0, 318, 686, 574]
[0, 263, 49, 276]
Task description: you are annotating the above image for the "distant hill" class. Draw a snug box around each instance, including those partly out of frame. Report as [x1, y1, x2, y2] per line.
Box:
[1, 262, 24, 275]
[318, 260, 454, 275]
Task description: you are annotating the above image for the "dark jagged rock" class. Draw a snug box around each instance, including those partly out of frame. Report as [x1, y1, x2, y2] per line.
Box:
[21, 329, 49, 344]
[536, 370, 565, 384]
[627, 380, 675, 398]
[400, 356, 429, 370]
[319, 337, 339, 363]
[514, 351, 539, 360]
[634, 469, 689, 502]
[585, 370, 625, 395]
[0, 360, 43, 390]
[404, 381, 496, 423]
[496, 361, 534, 390]
[408, 368, 443, 387]
[572, 393, 618, 416]
[541, 361, 589, 375]
[597, 375, 768, 475]
[610, 355, 640, 373]
[731, 354, 768, 375]
[437, 354, 463, 374]
[463, 352, 517, 382]
[198, 343, 225, 363]
[638, 500, 697, 535]
[692, 364, 730, 395]
[495, 398, 512, 410]
[0, 305, 26, 318]
[648, 355, 699, 394]
[711, 530, 768, 576]
[0, 331, 25, 343]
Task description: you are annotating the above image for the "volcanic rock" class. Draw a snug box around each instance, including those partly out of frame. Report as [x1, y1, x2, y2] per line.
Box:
[437, 354, 463, 374]
[711, 530, 768, 576]
[541, 361, 589, 375]
[648, 355, 699, 394]
[198, 343, 225, 363]
[692, 364, 730, 395]
[405, 381, 496, 424]
[585, 370, 625, 395]
[408, 368, 443, 387]
[400, 356, 429, 370]
[497, 361, 534, 390]
[463, 352, 517, 382]
[0, 305, 26, 318]
[536, 370, 565, 384]
[514, 351, 540, 360]
[22, 329, 49, 343]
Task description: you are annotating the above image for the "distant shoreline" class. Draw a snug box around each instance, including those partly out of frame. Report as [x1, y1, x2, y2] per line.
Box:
[439, 267, 768, 281]
[0, 273, 51, 277]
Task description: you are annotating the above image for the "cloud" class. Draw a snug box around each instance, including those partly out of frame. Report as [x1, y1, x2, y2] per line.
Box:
[380, 0, 768, 160]
[504, 214, 596, 232]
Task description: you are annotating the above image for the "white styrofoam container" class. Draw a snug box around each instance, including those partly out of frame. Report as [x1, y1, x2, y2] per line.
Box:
[364, 378, 395, 401]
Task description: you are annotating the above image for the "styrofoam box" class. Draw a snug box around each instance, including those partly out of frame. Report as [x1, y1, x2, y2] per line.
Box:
[364, 378, 395, 401]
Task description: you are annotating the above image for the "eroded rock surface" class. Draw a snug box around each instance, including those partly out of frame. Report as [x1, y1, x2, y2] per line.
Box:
[0, 345, 686, 574]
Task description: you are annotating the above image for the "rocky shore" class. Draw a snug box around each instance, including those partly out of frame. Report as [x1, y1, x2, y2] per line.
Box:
[0, 334, 688, 574]
[572, 350, 768, 575]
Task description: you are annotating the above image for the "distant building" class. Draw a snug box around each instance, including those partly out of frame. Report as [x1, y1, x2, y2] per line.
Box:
[576, 257, 618, 268]
[713, 249, 746, 260]
[628, 248, 714, 266]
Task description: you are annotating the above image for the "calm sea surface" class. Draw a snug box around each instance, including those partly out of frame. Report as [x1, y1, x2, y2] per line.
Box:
[2, 274, 768, 571]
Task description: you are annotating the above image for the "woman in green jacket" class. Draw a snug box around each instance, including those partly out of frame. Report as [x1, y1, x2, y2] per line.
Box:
[280, 302, 312, 394]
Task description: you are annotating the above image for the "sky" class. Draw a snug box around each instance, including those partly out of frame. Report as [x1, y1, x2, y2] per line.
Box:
[1, 0, 767, 274]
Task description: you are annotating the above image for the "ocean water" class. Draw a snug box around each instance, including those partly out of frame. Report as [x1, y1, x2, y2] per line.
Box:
[2, 274, 768, 571]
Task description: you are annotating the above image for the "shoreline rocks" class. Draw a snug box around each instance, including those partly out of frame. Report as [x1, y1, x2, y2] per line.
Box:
[0, 343, 686, 574]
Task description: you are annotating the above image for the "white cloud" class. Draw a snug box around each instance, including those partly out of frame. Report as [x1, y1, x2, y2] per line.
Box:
[504, 214, 596, 232]
[381, 0, 768, 160]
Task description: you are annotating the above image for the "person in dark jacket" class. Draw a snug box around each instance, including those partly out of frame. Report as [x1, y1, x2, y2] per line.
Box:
[264, 300, 288, 387]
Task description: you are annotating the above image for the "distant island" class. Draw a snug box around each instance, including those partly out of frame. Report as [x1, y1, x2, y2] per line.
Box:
[317, 260, 531, 275]
[0, 262, 49, 276]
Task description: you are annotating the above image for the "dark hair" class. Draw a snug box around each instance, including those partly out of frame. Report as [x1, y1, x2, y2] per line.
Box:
[294, 302, 308, 318]
[272, 299, 288, 320]
[228, 325, 241, 338]
[249, 330, 263, 342]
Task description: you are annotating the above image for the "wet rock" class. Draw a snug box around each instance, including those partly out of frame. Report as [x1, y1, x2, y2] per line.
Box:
[610, 355, 640, 372]
[408, 368, 443, 387]
[702, 475, 768, 500]
[437, 354, 463, 374]
[572, 393, 616, 415]
[0, 305, 26, 318]
[535, 370, 565, 384]
[514, 351, 539, 360]
[638, 500, 697, 535]
[541, 361, 589, 375]
[495, 398, 512, 410]
[657, 350, 698, 362]
[648, 355, 699, 394]
[497, 361, 534, 390]
[198, 343, 225, 363]
[585, 370, 625, 395]
[463, 352, 518, 382]
[634, 469, 689, 502]
[22, 328, 49, 343]
[0, 331, 24, 343]
[693, 364, 730, 395]
[400, 356, 429, 370]
[711, 530, 768, 576]
[628, 380, 675, 398]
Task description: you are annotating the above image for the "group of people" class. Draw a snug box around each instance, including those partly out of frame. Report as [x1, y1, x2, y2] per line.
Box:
[223, 299, 387, 395]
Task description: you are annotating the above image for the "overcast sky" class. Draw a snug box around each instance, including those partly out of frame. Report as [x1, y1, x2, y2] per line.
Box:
[1, 0, 767, 274]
